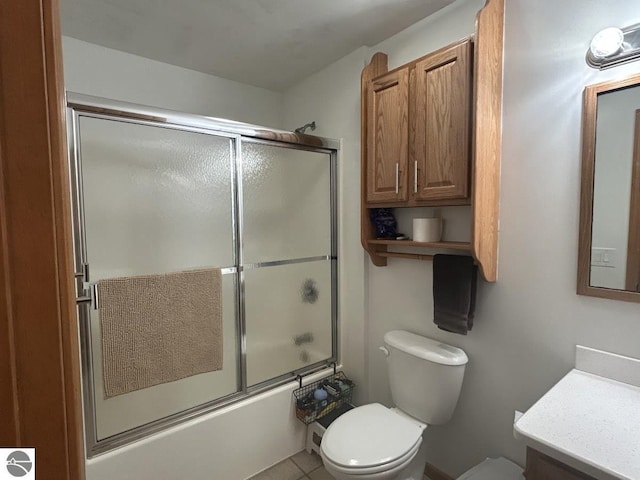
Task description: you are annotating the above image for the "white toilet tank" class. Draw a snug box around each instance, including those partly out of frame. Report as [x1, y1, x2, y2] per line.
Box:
[383, 330, 468, 425]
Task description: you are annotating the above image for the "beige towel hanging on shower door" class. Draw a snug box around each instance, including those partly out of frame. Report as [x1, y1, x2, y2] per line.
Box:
[98, 268, 222, 398]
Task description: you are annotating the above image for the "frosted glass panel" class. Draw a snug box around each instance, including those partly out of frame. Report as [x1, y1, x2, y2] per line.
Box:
[242, 143, 332, 263]
[92, 275, 238, 439]
[77, 116, 239, 439]
[245, 261, 333, 386]
[79, 116, 234, 277]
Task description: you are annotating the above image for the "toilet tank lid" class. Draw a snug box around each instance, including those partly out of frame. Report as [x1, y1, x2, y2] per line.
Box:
[384, 331, 468, 366]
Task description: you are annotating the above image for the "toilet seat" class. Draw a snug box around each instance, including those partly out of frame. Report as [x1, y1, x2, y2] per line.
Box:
[322, 440, 421, 476]
[320, 403, 424, 475]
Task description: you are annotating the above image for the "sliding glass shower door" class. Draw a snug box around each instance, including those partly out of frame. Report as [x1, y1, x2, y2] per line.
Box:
[68, 94, 338, 456]
[76, 116, 240, 442]
[242, 142, 334, 386]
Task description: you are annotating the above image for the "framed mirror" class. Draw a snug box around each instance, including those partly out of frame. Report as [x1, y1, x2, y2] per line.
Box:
[578, 72, 640, 302]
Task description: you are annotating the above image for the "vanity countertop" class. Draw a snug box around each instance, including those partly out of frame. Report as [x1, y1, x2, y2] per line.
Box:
[514, 368, 640, 480]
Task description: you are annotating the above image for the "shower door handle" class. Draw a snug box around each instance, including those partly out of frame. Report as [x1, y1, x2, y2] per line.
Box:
[395, 163, 399, 195]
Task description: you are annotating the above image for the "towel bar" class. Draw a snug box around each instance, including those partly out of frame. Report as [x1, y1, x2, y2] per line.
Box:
[75, 266, 237, 309]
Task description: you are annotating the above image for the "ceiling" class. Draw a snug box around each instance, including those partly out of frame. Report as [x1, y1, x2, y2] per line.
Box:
[60, 0, 454, 91]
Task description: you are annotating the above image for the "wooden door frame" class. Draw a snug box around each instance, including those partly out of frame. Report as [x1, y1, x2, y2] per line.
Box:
[0, 0, 85, 479]
[625, 109, 640, 292]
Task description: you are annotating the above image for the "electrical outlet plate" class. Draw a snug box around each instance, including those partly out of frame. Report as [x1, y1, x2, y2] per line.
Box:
[591, 247, 617, 268]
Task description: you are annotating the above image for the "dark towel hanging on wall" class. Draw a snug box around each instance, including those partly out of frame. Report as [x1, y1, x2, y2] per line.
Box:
[433, 254, 477, 335]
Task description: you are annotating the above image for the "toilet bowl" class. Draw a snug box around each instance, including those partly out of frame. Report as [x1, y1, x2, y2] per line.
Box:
[319, 331, 468, 480]
[320, 403, 426, 480]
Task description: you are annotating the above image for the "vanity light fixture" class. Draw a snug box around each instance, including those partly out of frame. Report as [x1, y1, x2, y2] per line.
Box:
[587, 22, 640, 69]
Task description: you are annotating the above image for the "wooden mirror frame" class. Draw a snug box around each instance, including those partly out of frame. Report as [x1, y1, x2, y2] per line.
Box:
[578, 72, 640, 303]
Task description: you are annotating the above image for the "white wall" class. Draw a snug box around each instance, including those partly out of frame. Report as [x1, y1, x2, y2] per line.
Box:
[63, 37, 283, 128]
[283, 0, 640, 476]
[283, 0, 484, 410]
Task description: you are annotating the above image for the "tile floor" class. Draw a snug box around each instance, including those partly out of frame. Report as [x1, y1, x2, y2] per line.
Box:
[248, 449, 430, 480]
[248, 450, 330, 480]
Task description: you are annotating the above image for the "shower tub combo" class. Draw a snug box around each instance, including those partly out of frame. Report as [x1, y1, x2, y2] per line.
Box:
[67, 94, 339, 456]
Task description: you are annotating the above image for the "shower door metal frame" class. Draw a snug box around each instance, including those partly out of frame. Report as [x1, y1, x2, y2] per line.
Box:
[66, 93, 339, 457]
[238, 136, 339, 394]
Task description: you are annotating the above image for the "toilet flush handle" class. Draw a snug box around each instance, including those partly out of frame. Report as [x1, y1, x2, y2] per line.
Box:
[379, 346, 389, 357]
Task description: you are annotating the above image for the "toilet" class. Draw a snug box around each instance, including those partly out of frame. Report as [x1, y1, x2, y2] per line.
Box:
[320, 330, 469, 480]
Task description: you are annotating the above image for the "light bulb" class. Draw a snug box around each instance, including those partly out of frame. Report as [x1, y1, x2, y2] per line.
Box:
[590, 27, 624, 59]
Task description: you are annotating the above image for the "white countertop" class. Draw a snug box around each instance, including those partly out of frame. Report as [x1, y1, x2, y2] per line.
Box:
[514, 368, 640, 480]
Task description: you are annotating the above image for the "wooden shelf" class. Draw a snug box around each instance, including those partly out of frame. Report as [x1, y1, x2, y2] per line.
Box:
[370, 240, 472, 263]
[368, 239, 471, 251]
[378, 252, 434, 261]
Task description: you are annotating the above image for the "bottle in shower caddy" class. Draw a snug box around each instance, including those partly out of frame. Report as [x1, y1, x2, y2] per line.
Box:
[314, 388, 328, 408]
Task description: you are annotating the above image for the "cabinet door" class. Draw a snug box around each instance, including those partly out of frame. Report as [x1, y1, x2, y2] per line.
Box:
[526, 448, 597, 480]
[366, 67, 409, 203]
[413, 40, 471, 201]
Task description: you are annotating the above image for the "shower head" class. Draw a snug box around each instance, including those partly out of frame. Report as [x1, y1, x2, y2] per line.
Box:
[294, 121, 316, 134]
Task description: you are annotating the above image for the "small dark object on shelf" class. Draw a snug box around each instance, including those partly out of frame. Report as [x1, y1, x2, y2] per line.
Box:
[370, 208, 398, 238]
[293, 372, 355, 424]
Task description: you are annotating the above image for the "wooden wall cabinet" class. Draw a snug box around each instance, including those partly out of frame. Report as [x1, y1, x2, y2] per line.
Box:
[365, 40, 471, 206]
[360, 0, 504, 282]
[525, 448, 597, 480]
